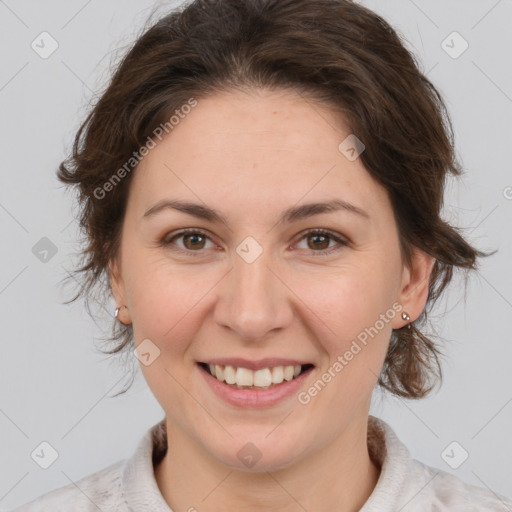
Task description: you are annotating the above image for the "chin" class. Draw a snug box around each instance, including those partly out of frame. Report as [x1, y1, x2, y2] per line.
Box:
[205, 431, 307, 473]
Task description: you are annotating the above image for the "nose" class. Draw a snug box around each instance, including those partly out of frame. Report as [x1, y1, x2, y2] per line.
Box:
[213, 249, 294, 342]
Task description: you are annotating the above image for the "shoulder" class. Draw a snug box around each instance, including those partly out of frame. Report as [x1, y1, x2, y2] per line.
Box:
[404, 458, 512, 511]
[10, 460, 125, 512]
[366, 416, 512, 511]
[10, 419, 167, 512]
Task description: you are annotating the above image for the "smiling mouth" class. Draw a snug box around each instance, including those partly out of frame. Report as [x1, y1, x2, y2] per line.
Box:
[198, 362, 314, 390]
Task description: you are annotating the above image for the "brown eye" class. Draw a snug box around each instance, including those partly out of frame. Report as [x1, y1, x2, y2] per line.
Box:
[163, 229, 214, 253]
[295, 229, 349, 255]
[182, 233, 206, 250]
[307, 232, 330, 250]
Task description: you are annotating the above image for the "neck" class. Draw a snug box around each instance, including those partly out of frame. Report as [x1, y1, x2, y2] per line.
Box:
[154, 415, 381, 511]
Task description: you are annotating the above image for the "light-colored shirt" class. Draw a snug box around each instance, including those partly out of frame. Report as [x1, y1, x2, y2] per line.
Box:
[12, 416, 512, 511]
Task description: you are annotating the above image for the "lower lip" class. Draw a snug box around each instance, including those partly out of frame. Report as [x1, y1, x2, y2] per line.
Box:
[197, 363, 314, 408]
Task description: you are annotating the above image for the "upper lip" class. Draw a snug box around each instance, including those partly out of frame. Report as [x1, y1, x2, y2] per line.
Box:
[199, 358, 313, 371]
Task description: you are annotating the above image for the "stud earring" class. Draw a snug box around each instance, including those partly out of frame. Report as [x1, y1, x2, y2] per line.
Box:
[401, 311, 411, 329]
[115, 305, 127, 321]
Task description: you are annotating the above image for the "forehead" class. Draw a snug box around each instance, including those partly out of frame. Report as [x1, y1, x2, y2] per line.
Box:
[128, 89, 390, 223]
[163, 88, 351, 158]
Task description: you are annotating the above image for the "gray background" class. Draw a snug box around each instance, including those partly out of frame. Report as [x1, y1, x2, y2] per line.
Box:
[1, 0, 511, 508]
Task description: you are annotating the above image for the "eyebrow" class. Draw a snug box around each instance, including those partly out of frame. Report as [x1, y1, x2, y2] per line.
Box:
[142, 198, 370, 225]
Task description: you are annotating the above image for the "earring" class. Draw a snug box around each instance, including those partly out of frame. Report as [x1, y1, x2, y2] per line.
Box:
[115, 305, 127, 320]
[401, 311, 411, 329]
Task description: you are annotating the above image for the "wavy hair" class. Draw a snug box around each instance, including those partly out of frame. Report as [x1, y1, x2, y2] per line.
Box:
[58, 0, 493, 398]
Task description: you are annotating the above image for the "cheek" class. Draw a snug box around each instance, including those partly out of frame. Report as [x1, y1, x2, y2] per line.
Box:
[122, 250, 191, 344]
[123, 256, 212, 415]
[291, 253, 401, 404]
[293, 277, 395, 422]
[123, 247, 229, 360]
[300, 258, 398, 343]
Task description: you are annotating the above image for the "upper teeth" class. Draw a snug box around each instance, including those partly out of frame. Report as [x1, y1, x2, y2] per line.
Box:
[208, 364, 302, 387]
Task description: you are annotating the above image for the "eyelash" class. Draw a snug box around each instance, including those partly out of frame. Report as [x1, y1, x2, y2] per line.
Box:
[161, 228, 349, 257]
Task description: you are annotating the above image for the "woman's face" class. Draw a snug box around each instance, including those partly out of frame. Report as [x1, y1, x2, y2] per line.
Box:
[111, 88, 433, 471]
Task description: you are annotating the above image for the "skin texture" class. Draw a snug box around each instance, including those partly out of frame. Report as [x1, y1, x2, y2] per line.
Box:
[110, 88, 434, 511]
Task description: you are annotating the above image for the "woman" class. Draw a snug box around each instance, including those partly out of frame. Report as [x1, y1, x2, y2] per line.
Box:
[14, 0, 511, 510]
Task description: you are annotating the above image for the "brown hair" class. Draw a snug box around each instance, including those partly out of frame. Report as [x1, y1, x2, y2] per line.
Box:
[58, 0, 493, 399]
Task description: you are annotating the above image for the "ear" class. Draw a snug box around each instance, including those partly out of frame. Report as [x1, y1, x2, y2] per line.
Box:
[109, 257, 131, 325]
[392, 247, 435, 329]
